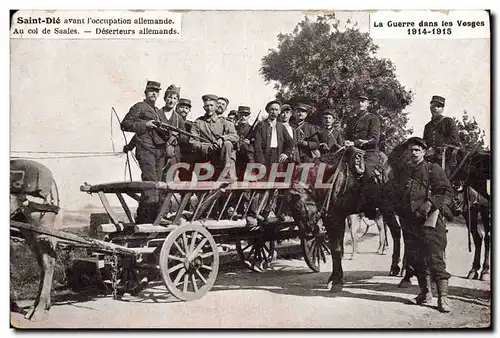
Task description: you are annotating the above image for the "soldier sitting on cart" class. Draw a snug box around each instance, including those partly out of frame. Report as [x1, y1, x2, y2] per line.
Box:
[190, 94, 239, 173]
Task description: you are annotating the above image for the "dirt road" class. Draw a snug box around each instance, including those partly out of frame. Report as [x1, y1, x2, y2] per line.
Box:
[11, 224, 490, 328]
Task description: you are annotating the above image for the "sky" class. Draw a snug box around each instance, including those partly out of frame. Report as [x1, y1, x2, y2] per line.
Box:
[10, 10, 490, 209]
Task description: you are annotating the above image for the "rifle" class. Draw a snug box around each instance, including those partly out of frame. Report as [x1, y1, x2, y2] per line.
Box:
[152, 121, 216, 145]
[245, 110, 261, 139]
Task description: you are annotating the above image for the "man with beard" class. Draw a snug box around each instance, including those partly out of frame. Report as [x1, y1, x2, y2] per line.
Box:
[217, 96, 229, 118]
[234, 106, 255, 178]
[391, 137, 453, 313]
[318, 109, 343, 155]
[120, 80, 166, 223]
[190, 94, 239, 169]
[292, 102, 320, 162]
[423, 95, 460, 177]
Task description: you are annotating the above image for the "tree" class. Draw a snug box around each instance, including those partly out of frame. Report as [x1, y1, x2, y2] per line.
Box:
[454, 110, 488, 152]
[260, 14, 414, 151]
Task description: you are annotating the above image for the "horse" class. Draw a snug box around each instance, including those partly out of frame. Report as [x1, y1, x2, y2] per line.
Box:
[288, 145, 402, 291]
[10, 159, 60, 321]
[449, 149, 491, 281]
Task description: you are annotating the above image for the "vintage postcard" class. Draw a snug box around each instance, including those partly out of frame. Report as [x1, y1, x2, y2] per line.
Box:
[9, 9, 491, 328]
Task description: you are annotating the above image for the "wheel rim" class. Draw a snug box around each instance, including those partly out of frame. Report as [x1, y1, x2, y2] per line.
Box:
[160, 224, 219, 301]
[301, 231, 330, 272]
[236, 238, 276, 272]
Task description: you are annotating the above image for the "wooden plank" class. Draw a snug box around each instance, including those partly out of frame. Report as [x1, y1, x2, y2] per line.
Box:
[97, 192, 120, 225]
[153, 193, 172, 226]
[116, 193, 134, 223]
[134, 224, 176, 233]
[125, 192, 141, 201]
[187, 219, 247, 229]
[11, 220, 138, 256]
[173, 192, 193, 224]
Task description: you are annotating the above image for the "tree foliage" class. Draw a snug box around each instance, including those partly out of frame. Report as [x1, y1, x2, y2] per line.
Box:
[260, 14, 414, 151]
[453, 110, 488, 152]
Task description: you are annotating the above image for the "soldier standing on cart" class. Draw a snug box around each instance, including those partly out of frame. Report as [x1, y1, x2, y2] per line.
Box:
[120, 80, 167, 223]
[390, 137, 454, 313]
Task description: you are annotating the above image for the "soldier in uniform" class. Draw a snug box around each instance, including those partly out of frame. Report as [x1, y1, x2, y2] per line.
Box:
[190, 94, 239, 170]
[121, 80, 167, 223]
[160, 85, 184, 168]
[423, 95, 460, 177]
[318, 109, 343, 154]
[175, 98, 194, 165]
[292, 102, 320, 162]
[390, 137, 453, 313]
[344, 94, 381, 177]
[226, 110, 237, 124]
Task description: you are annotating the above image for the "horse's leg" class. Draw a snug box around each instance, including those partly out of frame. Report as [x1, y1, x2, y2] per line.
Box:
[384, 213, 402, 276]
[347, 214, 359, 258]
[327, 215, 346, 292]
[466, 210, 481, 279]
[375, 213, 387, 255]
[480, 207, 491, 281]
[24, 212, 57, 322]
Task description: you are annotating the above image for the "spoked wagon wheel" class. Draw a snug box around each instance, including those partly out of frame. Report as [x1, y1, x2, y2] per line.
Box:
[236, 238, 276, 272]
[159, 224, 219, 301]
[301, 230, 330, 272]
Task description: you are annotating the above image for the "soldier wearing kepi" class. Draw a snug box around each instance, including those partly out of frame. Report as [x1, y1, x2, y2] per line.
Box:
[423, 95, 460, 177]
[190, 94, 239, 169]
[390, 137, 454, 313]
[318, 109, 343, 154]
[226, 110, 237, 125]
[121, 80, 166, 223]
[292, 102, 320, 162]
[344, 94, 381, 177]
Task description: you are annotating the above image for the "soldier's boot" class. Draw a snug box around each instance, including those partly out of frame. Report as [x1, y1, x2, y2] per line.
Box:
[415, 275, 433, 305]
[437, 279, 451, 313]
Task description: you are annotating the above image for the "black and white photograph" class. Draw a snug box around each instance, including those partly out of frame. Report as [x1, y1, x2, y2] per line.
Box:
[9, 9, 491, 328]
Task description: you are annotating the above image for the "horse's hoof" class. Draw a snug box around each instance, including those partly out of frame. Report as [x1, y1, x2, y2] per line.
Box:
[398, 278, 412, 288]
[329, 283, 343, 293]
[480, 271, 490, 281]
[466, 270, 479, 279]
[389, 265, 401, 277]
[25, 308, 49, 322]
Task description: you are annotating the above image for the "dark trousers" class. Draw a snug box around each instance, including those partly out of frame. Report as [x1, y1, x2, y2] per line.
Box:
[399, 214, 451, 281]
[363, 149, 381, 178]
[136, 144, 166, 224]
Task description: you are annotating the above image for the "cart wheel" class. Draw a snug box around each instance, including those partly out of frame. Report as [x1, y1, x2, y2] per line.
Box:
[301, 231, 330, 272]
[236, 238, 276, 272]
[159, 224, 219, 301]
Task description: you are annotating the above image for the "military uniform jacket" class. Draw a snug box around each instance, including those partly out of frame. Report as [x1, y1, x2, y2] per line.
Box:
[423, 115, 460, 149]
[121, 100, 168, 148]
[190, 114, 239, 146]
[253, 119, 295, 165]
[293, 121, 320, 161]
[236, 122, 252, 140]
[235, 122, 255, 163]
[318, 127, 343, 153]
[391, 160, 453, 218]
[344, 112, 380, 151]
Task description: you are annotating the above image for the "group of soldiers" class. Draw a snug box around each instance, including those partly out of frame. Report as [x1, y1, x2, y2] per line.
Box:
[121, 80, 461, 313]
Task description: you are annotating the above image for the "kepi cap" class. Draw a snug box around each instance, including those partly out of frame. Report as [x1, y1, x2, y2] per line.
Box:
[165, 84, 180, 95]
[202, 94, 219, 102]
[178, 98, 191, 107]
[218, 97, 229, 105]
[281, 104, 292, 111]
[237, 106, 251, 115]
[322, 109, 336, 117]
[430, 95, 446, 106]
[227, 110, 237, 117]
[146, 80, 161, 91]
[295, 102, 312, 112]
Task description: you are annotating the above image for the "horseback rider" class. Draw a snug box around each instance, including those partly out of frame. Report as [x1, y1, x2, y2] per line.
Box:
[389, 137, 454, 313]
[344, 93, 381, 178]
[423, 95, 461, 177]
